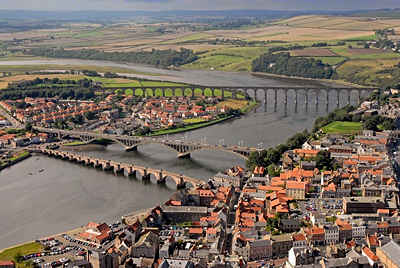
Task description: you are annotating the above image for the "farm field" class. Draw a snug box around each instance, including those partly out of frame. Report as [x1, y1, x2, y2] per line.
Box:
[2, 14, 400, 88]
[184, 46, 270, 71]
[291, 48, 338, 57]
[275, 15, 400, 31]
[308, 57, 347, 65]
[321, 121, 363, 134]
[335, 59, 400, 87]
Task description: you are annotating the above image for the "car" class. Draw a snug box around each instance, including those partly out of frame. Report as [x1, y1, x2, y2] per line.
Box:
[59, 258, 69, 264]
[33, 259, 44, 264]
[76, 251, 86, 256]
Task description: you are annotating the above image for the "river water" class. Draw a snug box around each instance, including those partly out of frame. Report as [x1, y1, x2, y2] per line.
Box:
[0, 59, 365, 249]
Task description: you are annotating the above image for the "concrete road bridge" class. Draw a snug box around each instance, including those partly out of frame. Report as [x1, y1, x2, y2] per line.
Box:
[33, 126, 261, 159]
[40, 148, 205, 188]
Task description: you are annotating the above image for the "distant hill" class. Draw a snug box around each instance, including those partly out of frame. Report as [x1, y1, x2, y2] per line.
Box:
[0, 9, 386, 23]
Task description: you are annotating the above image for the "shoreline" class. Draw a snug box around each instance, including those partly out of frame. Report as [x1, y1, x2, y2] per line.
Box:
[0, 151, 31, 172]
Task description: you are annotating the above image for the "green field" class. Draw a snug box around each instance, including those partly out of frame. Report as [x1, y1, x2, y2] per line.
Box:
[322, 121, 363, 134]
[183, 118, 207, 124]
[0, 242, 43, 268]
[344, 34, 377, 41]
[184, 47, 270, 72]
[150, 115, 234, 136]
[9, 151, 30, 162]
[63, 141, 87, 146]
[307, 56, 347, 65]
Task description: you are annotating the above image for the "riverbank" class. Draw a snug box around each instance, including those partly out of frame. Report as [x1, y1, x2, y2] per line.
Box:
[147, 100, 258, 137]
[0, 151, 31, 171]
[251, 72, 366, 88]
[148, 115, 236, 137]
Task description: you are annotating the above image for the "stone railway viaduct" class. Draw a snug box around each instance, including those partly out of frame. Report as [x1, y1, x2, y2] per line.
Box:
[101, 85, 377, 112]
[40, 148, 205, 188]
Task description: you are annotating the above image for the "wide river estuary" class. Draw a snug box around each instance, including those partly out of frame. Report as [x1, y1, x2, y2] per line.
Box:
[0, 59, 364, 248]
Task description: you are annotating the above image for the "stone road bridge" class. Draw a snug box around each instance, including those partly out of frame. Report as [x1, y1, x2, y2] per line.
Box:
[33, 127, 261, 159]
[40, 148, 205, 188]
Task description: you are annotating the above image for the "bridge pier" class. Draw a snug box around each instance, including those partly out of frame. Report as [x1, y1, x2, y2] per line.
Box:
[221, 88, 225, 100]
[177, 176, 186, 189]
[113, 164, 123, 175]
[126, 145, 138, 152]
[336, 90, 340, 108]
[264, 90, 268, 112]
[305, 90, 309, 113]
[347, 91, 351, 106]
[294, 90, 298, 113]
[102, 162, 111, 171]
[178, 152, 191, 159]
[358, 91, 362, 105]
[157, 172, 167, 184]
[315, 93, 319, 113]
[326, 91, 329, 112]
[124, 167, 136, 177]
[274, 89, 277, 112]
[139, 169, 150, 181]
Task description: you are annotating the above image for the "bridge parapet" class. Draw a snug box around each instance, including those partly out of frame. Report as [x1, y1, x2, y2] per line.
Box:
[38, 149, 205, 188]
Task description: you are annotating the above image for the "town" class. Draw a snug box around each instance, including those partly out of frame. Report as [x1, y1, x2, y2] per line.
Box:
[0, 82, 400, 268]
[3, 5, 400, 268]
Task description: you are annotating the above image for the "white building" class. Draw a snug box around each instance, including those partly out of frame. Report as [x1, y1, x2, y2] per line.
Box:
[352, 223, 366, 239]
[324, 225, 339, 245]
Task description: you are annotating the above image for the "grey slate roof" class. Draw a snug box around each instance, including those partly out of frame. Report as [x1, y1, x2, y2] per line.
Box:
[380, 240, 400, 267]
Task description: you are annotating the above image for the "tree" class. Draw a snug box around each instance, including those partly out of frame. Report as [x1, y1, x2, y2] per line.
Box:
[137, 126, 151, 136]
[363, 115, 381, 131]
[267, 163, 281, 177]
[13, 252, 24, 263]
[25, 122, 32, 132]
[315, 150, 333, 170]
[84, 111, 96, 120]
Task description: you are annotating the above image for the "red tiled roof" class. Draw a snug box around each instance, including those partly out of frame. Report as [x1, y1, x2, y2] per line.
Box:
[292, 233, 306, 241]
[0, 261, 15, 266]
[362, 246, 379, 262]
[189, 228, 203, 234]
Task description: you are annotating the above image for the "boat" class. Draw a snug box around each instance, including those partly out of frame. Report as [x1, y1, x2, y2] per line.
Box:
[38, 169, 45, 173]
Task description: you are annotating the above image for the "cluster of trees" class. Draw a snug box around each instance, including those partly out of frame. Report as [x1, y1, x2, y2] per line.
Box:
[363, 115, 396, 131]
[315, 151, 335, 171]
[252, 52, 335, 79]
[268, 45, 306, 53]
[8, 77, 94, 89]
[0, 87, 95, 100]
[246, 130, 310, 173]
[29, 48, 198, 67]
[1, 78, 97, 100]
[311, 42, 328, 47]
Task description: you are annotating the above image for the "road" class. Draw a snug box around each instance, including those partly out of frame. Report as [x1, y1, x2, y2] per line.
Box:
[0, 106, 23, 128]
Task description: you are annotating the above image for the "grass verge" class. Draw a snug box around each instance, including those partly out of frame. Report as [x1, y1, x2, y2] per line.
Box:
[0, 242, 43, 268]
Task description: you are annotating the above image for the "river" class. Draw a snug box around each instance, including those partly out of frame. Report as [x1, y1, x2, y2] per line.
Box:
[0, 59, 362, 249]
[0, 58, 342, 87]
